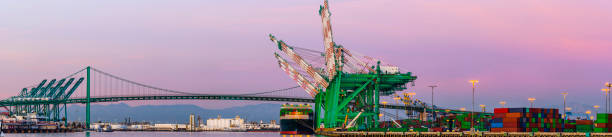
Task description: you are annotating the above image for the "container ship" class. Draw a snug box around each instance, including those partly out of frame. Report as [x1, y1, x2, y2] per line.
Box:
[280, 104, 314, 134]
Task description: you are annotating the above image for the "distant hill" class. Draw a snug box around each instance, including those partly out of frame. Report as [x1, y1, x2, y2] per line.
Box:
[66, 103, 283, 124]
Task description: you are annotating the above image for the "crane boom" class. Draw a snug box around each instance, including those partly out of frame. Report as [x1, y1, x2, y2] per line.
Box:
[269, 34, 329, 89]
[275, 53, 318, 97]
[319, 0, 340, 79]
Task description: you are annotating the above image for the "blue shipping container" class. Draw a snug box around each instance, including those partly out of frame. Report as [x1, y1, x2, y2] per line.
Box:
[491, 123, 503, 128]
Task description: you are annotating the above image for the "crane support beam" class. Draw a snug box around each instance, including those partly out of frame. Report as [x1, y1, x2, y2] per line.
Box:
[336, 77, 374, 114]
[63, 78, 84, 100]
[274, 53, 318, 97]
[27, 80, 47, 97]
[53, 78, 75, 99]
[35, 79, 56, 97]
[269, 34, 329, 89]
[45, 79, 65, 98]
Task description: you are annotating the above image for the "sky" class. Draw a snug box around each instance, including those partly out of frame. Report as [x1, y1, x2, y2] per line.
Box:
[1, 0, 612, 112]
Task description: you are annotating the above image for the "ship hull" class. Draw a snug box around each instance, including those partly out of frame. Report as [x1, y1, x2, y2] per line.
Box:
[280, 119, 313, 134]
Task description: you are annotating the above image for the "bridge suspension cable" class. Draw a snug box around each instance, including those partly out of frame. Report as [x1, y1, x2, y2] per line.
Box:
[86, 67, 306, 98]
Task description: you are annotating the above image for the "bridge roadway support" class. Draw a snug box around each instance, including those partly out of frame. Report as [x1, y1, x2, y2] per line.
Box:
[318, 131, 612, 137]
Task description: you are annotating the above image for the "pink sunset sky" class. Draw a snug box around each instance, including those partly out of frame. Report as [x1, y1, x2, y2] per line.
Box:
[1, 0, 611, 111]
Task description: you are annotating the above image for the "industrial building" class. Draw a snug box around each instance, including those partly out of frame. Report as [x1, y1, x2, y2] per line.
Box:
[204, 115, 245, 130]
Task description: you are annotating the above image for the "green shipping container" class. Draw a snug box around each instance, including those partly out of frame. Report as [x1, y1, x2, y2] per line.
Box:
[595, 119, 609, 123]
[563, 129, 575, 132]
[594, 128, 608, 132]
[576, 125, 593, 129]
[597, 113, 609, 119]
[413, 128, 428, 132]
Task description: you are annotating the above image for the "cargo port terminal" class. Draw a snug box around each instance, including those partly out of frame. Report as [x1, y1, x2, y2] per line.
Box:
[0, 0, 611, 137]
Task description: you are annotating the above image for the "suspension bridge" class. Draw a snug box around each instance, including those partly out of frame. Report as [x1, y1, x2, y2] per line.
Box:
[0, 66, 471, 130]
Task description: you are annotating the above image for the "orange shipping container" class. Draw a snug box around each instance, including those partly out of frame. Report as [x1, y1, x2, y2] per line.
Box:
[506, 113, 522, 118]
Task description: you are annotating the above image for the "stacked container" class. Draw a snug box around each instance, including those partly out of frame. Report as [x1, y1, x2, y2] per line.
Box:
[564, 120, 593, 132]
[594, 113, 612, 132]
[455, 113, 490, 131]
[575, 120, 594, 132]
[564, 120, 576, 132]
[491, 108, 563, 132]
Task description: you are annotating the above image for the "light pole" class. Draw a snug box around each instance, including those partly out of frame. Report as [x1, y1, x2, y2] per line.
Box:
[469, 80, 479, 132]
[561, 92, 568, 119]
[594, 105, 600, 114]
[603, 88, 610, 113]
[606, 82, 612, 113]
[499, 101, 507, 108]
[528, 98, 536, 108]
[428, 85, 438, 121]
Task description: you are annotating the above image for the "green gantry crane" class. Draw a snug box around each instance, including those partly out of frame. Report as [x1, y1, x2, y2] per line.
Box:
[3, 77, 84, 126]
[269, 0, 417, 130]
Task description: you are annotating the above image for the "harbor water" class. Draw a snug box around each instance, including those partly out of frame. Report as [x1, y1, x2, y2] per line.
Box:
[3, 132, 322, 137]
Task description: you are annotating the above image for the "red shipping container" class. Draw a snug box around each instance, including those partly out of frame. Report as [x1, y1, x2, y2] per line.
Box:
[529, 108, 541, 113]
[529, 123, 538, 128]
[503, 128, 521, 132]
[576, 120, 593, 125]
[493, 113, 505, 119]
[495, 108, 509, 113]
[503, 122, 518, 128]
[491, 128, 503, 132]
[595, 123, 607, 128]
[431, 127, 443, 132]
[503, 118, 519, 123]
